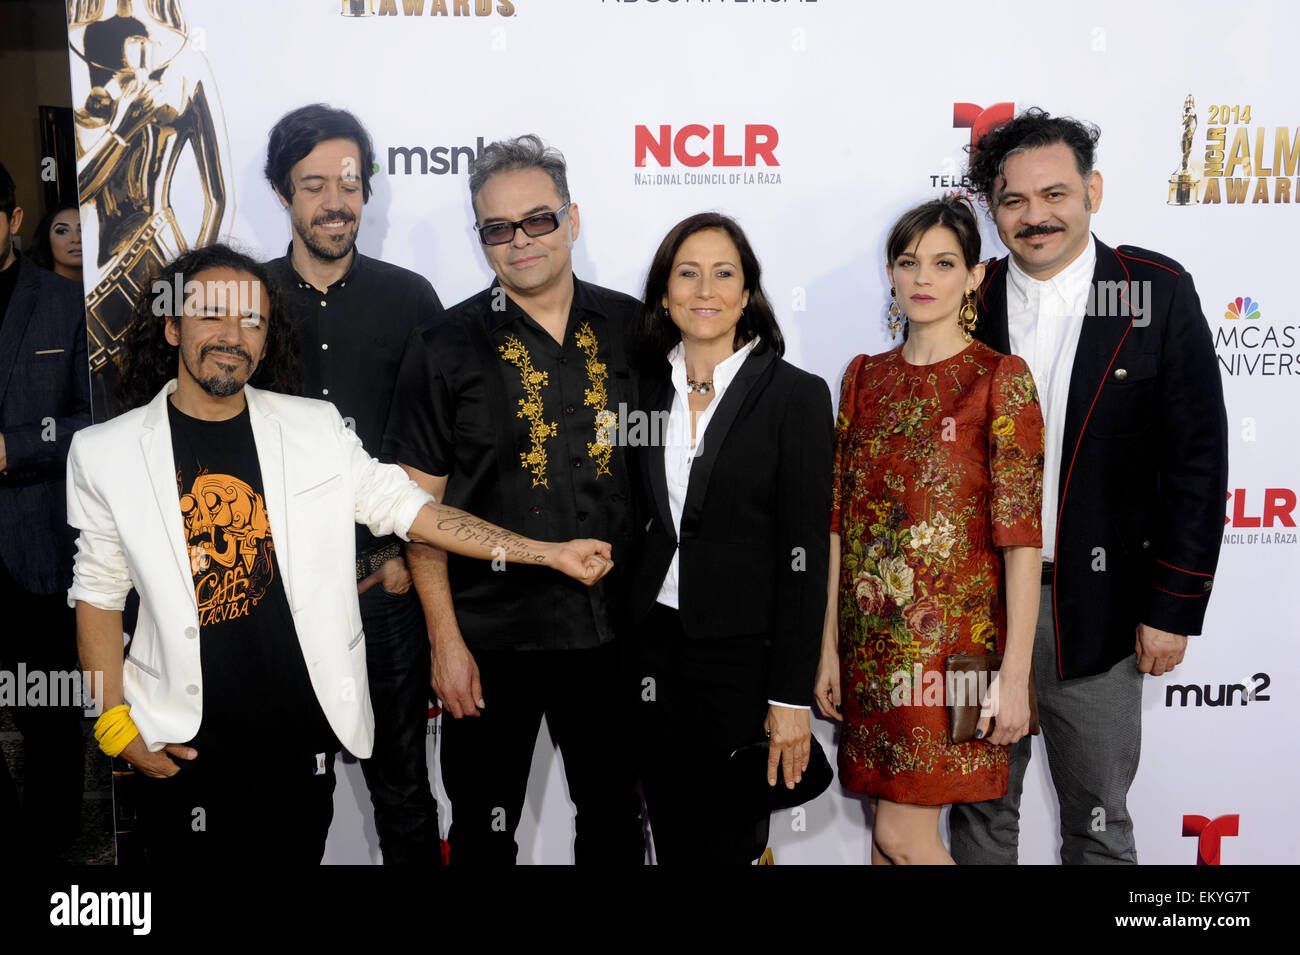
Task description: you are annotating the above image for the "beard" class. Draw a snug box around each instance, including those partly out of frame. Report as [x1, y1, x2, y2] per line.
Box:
[184, 345, 252, 398]
[293, 210, 359, 262]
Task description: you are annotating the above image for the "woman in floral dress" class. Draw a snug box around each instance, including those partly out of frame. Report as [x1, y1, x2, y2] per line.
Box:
[813, 197, 1045, 864]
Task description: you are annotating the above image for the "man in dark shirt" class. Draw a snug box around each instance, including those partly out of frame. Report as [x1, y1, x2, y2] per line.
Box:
[385, 135, 644, 865]
[264, 105, 446, 865]
[0, 161, 91, 861]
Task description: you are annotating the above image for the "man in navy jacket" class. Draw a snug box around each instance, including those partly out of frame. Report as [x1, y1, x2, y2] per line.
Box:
[949, 111, 1229, 864]
[0, 160, 92, 860]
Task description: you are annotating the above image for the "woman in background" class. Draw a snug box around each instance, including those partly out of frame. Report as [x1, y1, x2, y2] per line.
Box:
[630, 212, 833, 863]
[814, 196, 1044, 864]
[29, 203, 83, 282]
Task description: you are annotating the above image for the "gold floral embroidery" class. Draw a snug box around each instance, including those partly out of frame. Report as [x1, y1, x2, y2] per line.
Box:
[499, 335, 557, 488]
[574, 321, 616, 478]
[841, 722, 1006, 777]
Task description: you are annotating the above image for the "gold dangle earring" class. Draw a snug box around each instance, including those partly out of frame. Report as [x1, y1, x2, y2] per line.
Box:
[959, 289, 978, 343]
[887, 287, 905, 339]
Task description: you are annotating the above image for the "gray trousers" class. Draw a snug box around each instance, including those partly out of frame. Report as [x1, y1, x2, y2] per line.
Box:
[949, 584, 1145, 864]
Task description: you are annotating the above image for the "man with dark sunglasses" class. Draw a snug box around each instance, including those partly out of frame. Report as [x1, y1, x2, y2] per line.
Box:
[384, 134, 645, 865]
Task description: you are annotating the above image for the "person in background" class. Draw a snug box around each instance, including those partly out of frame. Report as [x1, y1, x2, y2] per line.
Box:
[264, 104, 446, 865]
[0, 160, 92, 862]
[29, 203, 84, 283]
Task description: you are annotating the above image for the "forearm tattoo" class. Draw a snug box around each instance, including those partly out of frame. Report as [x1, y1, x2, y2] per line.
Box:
[427, 506, 548, 563]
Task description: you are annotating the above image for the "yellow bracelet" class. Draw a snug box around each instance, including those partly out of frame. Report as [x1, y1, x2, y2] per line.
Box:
[93, 704, 140, 757]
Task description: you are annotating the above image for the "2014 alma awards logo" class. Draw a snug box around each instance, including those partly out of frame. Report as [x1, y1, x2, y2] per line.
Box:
[341, 0, 515, 16]
[1166, 94, 1299, 205]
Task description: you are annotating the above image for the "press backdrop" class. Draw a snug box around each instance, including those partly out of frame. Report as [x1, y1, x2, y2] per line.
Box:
[65, 0, 1298, 865]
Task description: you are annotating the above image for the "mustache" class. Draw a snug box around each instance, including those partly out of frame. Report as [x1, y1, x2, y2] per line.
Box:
[313, 212, 356, 226]
[201, 345, 253, 364]
[1015, 224, 1065, 239]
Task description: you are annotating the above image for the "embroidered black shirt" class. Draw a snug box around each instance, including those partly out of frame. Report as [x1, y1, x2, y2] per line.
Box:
[267, 248, 444, 566]
[382, 277, 639, 651]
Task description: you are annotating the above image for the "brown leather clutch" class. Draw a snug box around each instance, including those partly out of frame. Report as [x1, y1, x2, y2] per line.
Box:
[945, 653, 1040, 744]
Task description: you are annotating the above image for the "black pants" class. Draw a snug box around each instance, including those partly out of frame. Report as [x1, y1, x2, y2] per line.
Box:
[634, 604, 771, 864]
[134, 748, 336, 865]
[439, 641, 644, 865]
[357, 586, 442, 865]
[0, 557, 86, 862]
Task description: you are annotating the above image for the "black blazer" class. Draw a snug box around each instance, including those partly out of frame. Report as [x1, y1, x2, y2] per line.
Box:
[629, 345, 834, 705]
[975, 236, 1228, 679]
[0, 255, 90, 594]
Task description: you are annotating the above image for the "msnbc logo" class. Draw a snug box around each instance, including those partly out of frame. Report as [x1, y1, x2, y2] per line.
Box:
[1224, 296, 1261, 320]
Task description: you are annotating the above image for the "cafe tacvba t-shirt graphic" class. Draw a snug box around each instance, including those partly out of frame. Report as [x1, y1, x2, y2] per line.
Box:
[179, 472, 275, 627]
[166, 403, 337, 752]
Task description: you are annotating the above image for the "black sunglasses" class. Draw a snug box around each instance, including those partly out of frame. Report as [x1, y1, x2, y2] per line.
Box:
[477, 205, 570, 246]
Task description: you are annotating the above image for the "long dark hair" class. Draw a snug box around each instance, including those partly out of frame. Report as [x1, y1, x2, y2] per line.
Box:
[29, 201, 81, 272]
[634, 212, 784, 370]
[115, 244, 300, 411]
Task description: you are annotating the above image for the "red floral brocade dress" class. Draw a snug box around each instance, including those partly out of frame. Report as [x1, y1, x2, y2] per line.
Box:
[831, 341, 1044, 805]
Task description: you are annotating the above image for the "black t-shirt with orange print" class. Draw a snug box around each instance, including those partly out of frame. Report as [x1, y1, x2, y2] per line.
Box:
[168, 400, 338, 757]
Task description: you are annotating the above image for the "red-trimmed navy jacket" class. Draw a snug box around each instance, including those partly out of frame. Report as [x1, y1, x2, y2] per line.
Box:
[975, 236, 1229, 679]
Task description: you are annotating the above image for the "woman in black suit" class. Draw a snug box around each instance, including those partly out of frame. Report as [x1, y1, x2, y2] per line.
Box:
[629, 212, 834, 863]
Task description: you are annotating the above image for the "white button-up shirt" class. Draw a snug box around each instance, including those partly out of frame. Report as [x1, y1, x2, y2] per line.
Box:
[656, 338, 758, 608]
[1004, 239, 1096, 561]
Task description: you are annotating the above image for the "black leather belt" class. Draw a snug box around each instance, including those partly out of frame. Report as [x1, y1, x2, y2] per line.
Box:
[1041, 560, 1055, 586]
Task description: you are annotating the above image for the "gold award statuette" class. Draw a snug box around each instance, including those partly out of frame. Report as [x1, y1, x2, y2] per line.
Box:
[69, 0, 232, 418]
[1168, 94, 1200, 206]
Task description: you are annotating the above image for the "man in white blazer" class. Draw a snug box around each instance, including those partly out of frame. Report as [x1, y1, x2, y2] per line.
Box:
[67, 245, 611, 863]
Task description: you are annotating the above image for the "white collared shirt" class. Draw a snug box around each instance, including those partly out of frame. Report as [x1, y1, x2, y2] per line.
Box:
[1004, 239, 1097, 561]
[656, 338, 758, 609]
